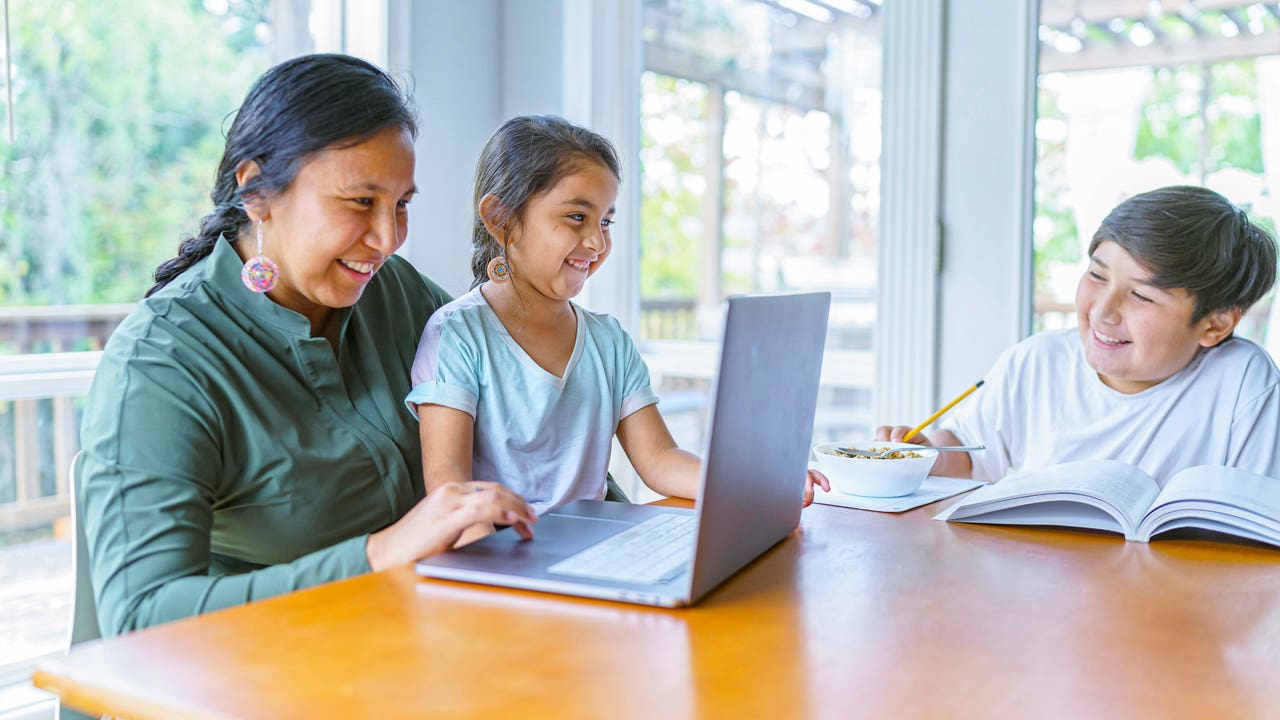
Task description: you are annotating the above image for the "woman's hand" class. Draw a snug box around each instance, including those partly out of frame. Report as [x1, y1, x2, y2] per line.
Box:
[365, 482, 537, 571]
[803, 468, 830, 507]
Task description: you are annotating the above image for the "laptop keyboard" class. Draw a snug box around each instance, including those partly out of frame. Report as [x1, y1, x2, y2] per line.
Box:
[547, 513, 697, 585]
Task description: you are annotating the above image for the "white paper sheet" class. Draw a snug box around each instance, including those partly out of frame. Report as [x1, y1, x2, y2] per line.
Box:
[812, 476, 984, 513]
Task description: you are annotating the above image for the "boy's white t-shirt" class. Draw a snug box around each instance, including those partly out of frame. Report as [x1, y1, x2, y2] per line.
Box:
[405, 287, 659, 514]
[945, 328, 1280, 484]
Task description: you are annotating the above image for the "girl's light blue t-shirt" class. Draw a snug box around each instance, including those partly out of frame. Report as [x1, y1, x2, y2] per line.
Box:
[407, 287, 659, 513]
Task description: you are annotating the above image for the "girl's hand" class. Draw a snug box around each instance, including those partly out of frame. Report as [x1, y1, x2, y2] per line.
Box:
[803, 468, 830, 507]
[365, 482, 537, 571]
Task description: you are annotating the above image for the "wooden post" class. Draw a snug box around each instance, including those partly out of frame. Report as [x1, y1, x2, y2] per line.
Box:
[13, 398, 39, 503]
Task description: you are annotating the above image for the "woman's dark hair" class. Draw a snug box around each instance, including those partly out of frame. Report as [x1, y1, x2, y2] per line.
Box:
[147, 53, 417, 296]
[470, 115, 620, 288]
[1089, 185, 1278, 324]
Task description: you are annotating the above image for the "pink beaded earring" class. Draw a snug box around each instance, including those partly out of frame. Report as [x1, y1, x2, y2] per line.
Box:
[486, 255, 510, 284]
[241, 220, 279, 293]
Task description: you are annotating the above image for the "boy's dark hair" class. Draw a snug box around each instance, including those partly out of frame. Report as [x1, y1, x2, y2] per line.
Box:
[148, 53, 417, 296]
[469, 115, 620, 289]
[1089, 185, 1278, 324]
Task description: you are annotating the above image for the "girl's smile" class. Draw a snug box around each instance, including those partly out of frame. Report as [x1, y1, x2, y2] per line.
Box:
[502, 161, 618, 305]
[565, 257, 594, 272]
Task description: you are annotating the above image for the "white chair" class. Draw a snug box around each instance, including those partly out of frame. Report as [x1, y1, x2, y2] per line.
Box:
[67, 451, 101, 646]
[63, 451, 102, 720]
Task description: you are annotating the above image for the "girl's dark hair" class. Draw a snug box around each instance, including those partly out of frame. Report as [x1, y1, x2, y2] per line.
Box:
[470, 115, 620, 288]
[147, 53, 417, 296]
[1089, 185, 1278, 324]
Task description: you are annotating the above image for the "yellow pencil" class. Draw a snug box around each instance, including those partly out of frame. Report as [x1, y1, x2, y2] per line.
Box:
[902, 380, 985, 442]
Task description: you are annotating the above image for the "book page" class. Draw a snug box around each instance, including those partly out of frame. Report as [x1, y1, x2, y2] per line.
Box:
[1152, 465, 1280, 517]
[936, 460, 1160, 536]
[1139, 512, 1280, 546]
[1138, 465, 1280, 544]
[939, 497, 1133, 534]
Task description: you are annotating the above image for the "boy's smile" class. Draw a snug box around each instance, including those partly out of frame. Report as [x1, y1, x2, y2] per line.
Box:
[1075, 240, 1238, 394]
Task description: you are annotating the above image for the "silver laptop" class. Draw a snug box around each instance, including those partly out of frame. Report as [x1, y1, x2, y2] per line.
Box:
[414, 292, 831, 607]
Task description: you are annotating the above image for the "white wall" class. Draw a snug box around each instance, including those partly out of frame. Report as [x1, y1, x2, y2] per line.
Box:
[502, 2, 565, 117]
[397, 0, 504, 297]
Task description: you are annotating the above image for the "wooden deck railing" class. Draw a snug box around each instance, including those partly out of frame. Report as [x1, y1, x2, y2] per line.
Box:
[0, 306, 132, 534]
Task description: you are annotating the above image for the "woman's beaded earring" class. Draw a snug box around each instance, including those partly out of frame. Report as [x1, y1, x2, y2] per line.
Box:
[487, 255, 511, 284]
[241, 220, 280, 293]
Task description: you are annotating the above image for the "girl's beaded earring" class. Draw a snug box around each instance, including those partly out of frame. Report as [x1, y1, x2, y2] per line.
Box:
[486, 255, 510, 283]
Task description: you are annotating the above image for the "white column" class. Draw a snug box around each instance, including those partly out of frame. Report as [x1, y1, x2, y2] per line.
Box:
[937, 0, 1040, 409]
[875, 0, 945, 426]
[1257, 56, 1280, 357]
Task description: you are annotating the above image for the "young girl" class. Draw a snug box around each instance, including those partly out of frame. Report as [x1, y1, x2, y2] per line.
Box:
[407, 115, 825, 539]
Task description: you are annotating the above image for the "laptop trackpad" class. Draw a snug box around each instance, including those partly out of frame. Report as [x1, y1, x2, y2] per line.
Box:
[443, 513, 632, 567]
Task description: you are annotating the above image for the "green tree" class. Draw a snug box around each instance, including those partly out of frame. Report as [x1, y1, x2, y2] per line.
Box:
[639, 73, 706, 299]
[0, 0, 271, 307]
[1033, 79, 1081, 295]
[1135, 61, 1263, 178]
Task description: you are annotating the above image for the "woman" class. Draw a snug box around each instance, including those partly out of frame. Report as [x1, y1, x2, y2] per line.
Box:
[79, 54, 536, 636]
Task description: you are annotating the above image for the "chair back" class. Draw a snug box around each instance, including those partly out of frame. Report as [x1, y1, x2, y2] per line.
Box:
[68, 451, 101, 645]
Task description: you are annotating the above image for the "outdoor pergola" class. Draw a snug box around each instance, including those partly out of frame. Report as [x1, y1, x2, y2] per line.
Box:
[1040, 0, 1280, 72]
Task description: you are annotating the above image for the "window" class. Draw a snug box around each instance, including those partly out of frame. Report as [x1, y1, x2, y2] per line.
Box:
[636, 0, 882, 482]
[1034, 1, 1280, 348]
[0, 0, 384, 689]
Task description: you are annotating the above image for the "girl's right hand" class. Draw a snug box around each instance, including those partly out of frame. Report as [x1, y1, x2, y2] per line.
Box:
[365, 481, 537, 571]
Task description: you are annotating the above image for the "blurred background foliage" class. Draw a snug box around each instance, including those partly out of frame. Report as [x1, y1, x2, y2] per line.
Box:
[0, 0, 271, 306]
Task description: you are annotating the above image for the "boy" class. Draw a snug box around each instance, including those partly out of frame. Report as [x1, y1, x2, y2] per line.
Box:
[879, 186, 1280, 483]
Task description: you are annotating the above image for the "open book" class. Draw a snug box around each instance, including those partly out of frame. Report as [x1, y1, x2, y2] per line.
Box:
[934, 460, 1280, 547]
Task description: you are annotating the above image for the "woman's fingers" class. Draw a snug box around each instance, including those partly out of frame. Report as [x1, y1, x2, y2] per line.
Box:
[460, 482, 537, 531]
[367, 482, 540, 570]
[508, 518, 535, 540]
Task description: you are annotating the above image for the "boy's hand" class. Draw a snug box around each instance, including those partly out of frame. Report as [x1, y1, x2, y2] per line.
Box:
[874, 426, 973, 478]
[803, 468, 830, 507]
[874, 425, 934, 446]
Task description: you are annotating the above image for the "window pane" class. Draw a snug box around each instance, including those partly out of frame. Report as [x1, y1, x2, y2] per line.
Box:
[1034, 1, 1280, 347]
[639, 0, 882, 462]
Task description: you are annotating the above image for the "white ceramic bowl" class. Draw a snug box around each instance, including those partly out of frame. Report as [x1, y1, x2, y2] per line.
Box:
[812, 441, 939, 497]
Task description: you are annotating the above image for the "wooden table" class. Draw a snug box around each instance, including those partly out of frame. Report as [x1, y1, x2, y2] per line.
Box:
[33, 498, 1280, 719]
